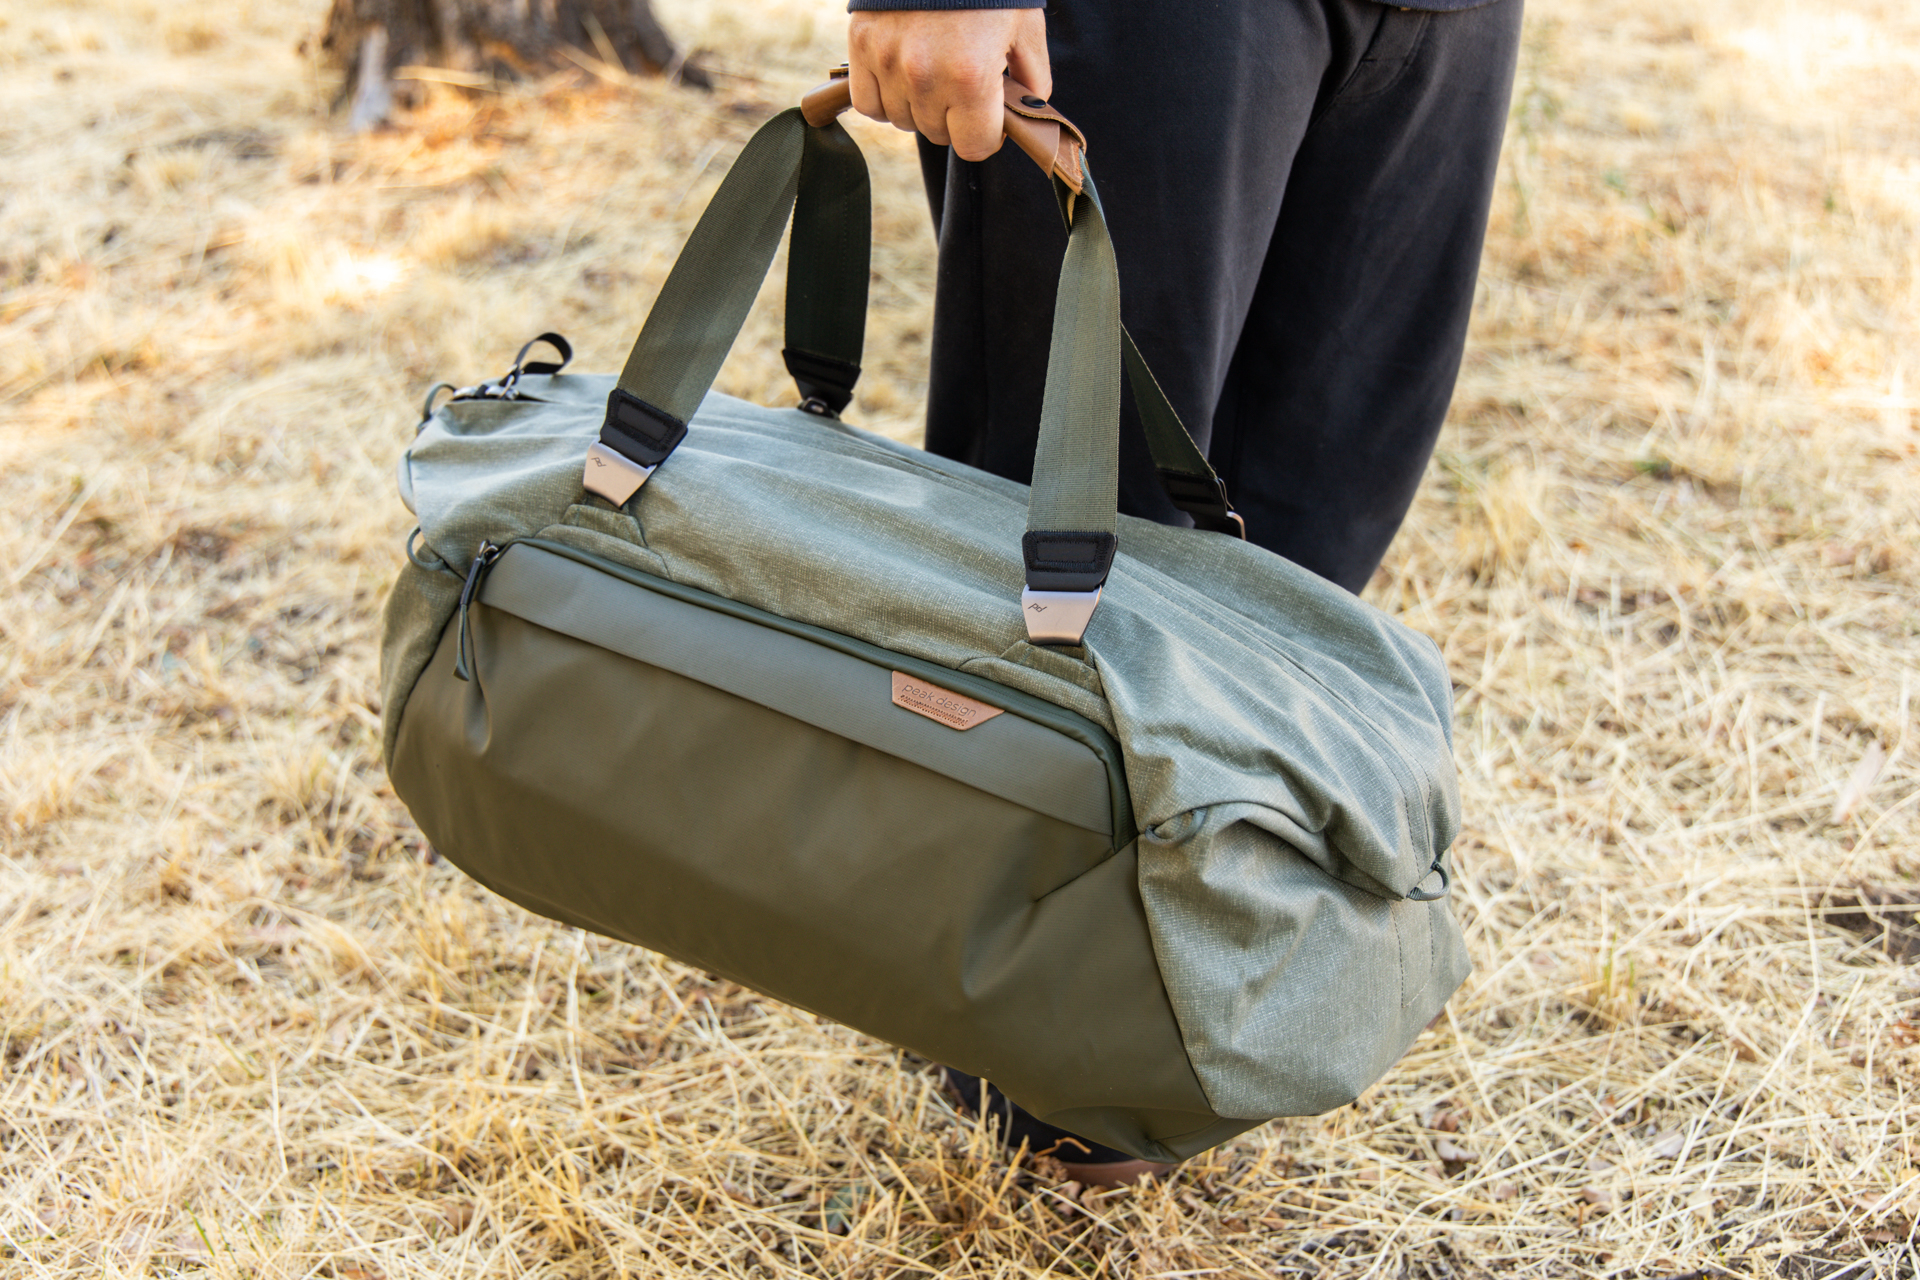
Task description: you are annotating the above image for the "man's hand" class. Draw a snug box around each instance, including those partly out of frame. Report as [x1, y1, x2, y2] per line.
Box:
[847, 10, 1051, 162]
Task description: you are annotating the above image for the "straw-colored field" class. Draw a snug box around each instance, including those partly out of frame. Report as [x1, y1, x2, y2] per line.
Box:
[3, 0, 1917, 1274]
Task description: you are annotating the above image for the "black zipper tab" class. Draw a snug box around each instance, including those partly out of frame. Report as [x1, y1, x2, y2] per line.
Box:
[453, 540, 504, 682]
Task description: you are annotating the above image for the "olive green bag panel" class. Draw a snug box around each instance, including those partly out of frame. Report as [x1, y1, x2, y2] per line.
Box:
[388, 542, 1250, 1160]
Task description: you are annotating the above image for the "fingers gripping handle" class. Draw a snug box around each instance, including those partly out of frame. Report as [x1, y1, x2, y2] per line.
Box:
[801, 66, 1086, 195]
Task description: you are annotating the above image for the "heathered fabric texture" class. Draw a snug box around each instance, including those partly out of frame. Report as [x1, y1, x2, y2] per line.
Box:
[384, 371, 1468, 1119]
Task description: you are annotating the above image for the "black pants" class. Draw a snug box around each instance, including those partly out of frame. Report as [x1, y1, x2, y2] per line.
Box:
[918, 0, 1524, 594]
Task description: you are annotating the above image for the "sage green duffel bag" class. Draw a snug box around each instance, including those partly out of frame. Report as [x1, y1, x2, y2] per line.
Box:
[381, 76, 1467, 1163]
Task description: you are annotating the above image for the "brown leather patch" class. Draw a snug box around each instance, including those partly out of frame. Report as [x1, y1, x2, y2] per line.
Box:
[891, 672, 1005, 732]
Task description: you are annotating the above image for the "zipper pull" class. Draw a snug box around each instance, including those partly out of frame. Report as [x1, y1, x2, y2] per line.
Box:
[453, 540, 504, 682]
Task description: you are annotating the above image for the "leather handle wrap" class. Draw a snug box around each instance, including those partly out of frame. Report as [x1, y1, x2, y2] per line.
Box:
[802, 66, 1086, 194]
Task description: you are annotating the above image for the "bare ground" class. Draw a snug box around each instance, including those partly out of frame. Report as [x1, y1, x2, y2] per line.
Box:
[2, 0, 1917, 1275]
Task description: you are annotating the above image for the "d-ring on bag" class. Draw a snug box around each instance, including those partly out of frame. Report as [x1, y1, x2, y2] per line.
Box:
[381, 72, 1467, 1162]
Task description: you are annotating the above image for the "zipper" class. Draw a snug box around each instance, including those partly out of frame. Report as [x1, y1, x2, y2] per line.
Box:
[514, 534, 1137, 844]
[452, 540, 504, 682]
[431, 532, 1137, 844]
[448, 378, 548, 404]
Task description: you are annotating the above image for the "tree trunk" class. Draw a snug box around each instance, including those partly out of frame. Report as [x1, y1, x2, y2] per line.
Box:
[321, 0, 711, 130]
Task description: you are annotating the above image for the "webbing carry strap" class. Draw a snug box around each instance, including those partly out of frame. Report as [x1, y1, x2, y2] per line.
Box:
[590, 110, 853, 503]
[585, 105, 1218, 644]
[1040, 181, 1242, 541]
[1020, 170, 1120, 642]
[783, 160, 1242, 537]
[784, 122, 870, 415]
[1121, 329, 1244, 537]
[613, 111, 812, 425]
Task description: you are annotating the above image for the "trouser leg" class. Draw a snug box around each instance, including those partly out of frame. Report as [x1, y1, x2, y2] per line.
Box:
[1209, 1, 1526, 591]
[918, 0, 1523, 593]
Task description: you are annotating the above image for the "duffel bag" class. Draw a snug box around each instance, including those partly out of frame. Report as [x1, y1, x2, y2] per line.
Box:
[380, 72, 1468, 1163]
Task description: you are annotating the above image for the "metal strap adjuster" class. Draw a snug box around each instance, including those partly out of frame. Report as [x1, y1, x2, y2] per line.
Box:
[586, 388, 688, 506]
[1021, 586, 1103, 646]
[1020, 530, 1116, 647]
[583, 441, 655, 506]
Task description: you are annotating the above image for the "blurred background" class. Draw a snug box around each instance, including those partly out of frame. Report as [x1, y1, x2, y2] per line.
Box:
[1, 0, 1916, 1274]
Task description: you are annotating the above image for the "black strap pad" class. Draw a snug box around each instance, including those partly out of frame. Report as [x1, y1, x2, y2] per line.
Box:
[782, 347, 861, 414]
[1022, 531, 1118, 593]
[601, 388, 688, 468]
[1157, 469, 1247, 538]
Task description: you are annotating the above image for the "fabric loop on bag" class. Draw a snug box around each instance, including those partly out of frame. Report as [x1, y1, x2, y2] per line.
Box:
[419, 382, 458, 427]
[1405, 857, 1453, 902]
[513, 333, 573, 377]
[405, 526, 451, 573]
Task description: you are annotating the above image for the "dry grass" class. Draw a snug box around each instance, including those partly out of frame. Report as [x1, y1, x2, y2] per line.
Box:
[2, 0, 1917, 1274]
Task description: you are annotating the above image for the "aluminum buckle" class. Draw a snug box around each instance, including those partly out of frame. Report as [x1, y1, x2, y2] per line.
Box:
[583, 442, 655, 506]
[1021, 586, 1102, 647]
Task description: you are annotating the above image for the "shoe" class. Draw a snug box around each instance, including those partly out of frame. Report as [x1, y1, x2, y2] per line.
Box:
[939, 1066, 1176, 1189]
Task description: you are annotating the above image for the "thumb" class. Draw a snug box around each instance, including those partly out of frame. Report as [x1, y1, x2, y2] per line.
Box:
[1004, 12, 1052, 101]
